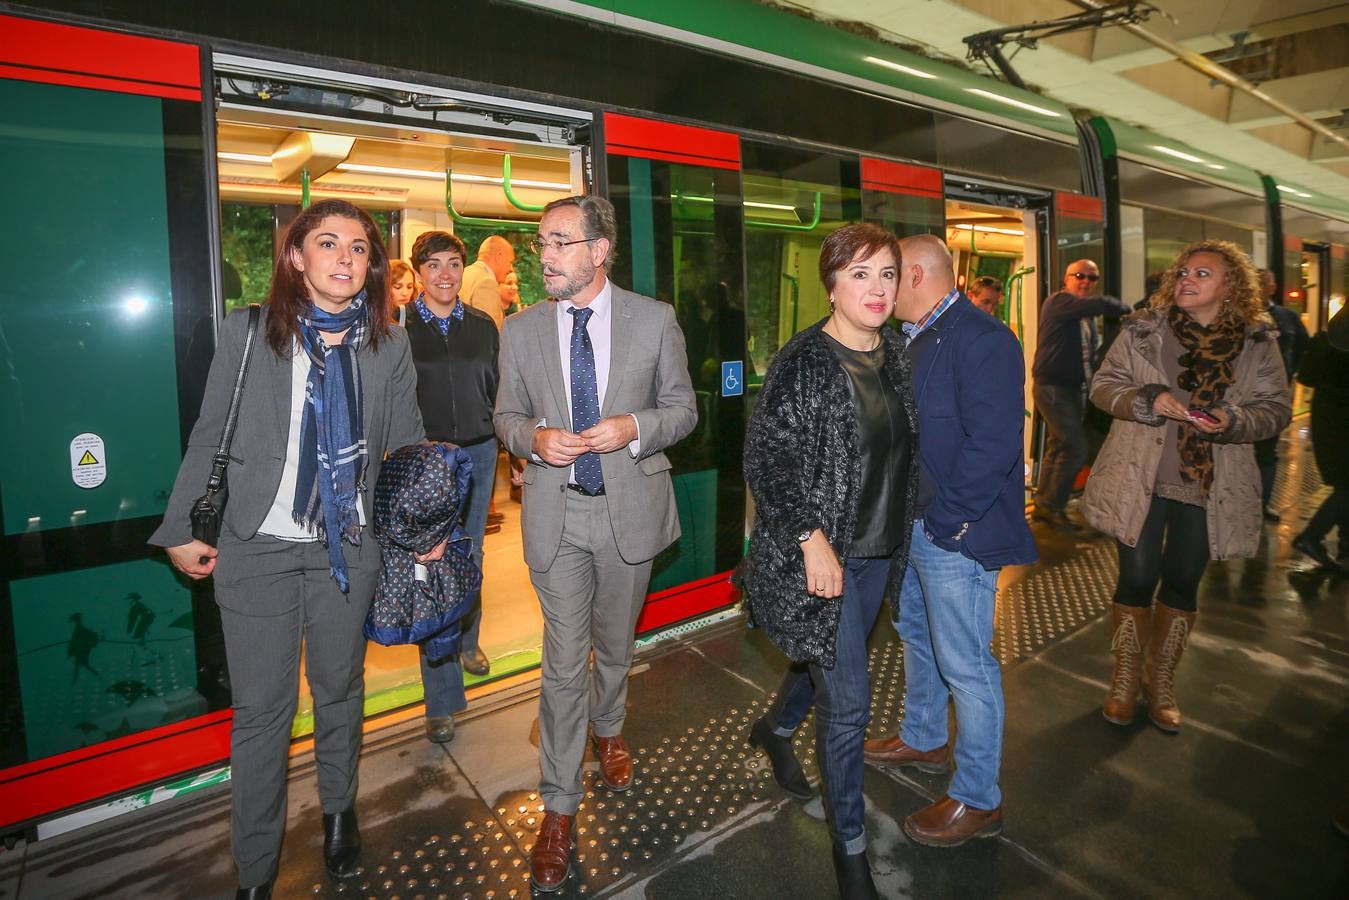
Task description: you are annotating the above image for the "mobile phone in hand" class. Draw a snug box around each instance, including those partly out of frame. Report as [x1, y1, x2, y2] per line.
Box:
[1186, 407, 1219, 425]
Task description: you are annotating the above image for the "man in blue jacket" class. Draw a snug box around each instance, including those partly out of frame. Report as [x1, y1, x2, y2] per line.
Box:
[863, 234, 1038, 847]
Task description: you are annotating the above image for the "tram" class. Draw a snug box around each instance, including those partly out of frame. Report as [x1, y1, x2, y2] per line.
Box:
[2, 0, 1346, 836]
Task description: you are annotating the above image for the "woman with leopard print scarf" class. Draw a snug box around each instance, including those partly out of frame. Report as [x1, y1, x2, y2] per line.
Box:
[1080, 240, 1291, 734]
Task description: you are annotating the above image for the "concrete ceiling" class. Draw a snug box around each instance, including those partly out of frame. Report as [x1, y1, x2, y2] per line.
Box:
[773, 0, 1349, 200]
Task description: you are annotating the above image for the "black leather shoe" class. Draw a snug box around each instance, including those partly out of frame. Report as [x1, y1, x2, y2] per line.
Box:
[831, 844, 879, 900]
[235, 885, 272, 900]
[462, 647, 490, 677]
[323, 806, 361, 879]
[426, 715, 455, 744]
[1293, 533, 1346, 572]
[748, 716, 814, 800]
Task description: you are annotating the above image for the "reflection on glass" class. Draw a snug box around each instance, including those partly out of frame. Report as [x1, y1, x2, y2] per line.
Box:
[741, 143, 861, 380]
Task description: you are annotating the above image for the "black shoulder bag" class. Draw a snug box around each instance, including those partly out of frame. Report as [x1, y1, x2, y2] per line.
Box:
[190, 304, 261, 547]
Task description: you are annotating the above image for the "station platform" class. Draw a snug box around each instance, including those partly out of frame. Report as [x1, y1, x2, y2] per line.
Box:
[2, 424, 1346, 900]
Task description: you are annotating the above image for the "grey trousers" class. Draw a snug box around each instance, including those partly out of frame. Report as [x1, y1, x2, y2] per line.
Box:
[214, 529, 379, 888]
[530, 490, 652, 815]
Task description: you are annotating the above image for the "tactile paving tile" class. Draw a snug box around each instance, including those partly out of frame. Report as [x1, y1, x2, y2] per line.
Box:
[286, 536, 1136, 898]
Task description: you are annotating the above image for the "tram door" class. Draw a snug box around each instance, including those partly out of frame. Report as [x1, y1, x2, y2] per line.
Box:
[602, 113, 745, 627]
[0, 15, 225, 829]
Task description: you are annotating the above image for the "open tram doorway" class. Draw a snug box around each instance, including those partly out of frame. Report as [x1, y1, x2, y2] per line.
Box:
[942, 192, 1046, 499]
[212, 56, 590, 734]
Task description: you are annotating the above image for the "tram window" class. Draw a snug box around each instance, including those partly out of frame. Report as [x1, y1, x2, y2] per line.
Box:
[740, 142, 861, 379]
[221, 203, 275, 311]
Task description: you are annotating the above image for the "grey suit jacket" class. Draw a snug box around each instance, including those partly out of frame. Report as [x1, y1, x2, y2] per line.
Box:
[494, 285, 697, 571]
[149, 304, 426, 555]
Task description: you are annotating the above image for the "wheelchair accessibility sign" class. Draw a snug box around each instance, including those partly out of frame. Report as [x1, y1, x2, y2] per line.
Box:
[721, 361, 744, 397]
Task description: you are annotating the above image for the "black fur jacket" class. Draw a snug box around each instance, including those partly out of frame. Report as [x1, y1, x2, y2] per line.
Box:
[737, 318, 919, 668]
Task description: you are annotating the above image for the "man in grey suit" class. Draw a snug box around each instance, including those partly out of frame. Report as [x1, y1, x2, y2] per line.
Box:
[494, 195, 696, 893]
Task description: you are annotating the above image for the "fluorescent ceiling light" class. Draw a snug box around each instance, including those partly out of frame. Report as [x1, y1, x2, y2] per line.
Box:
[864, 56, 936, 79]
[1151, 145, 1205, 164]
[218, 152, 271, 164]
[1206, 163, 1227, 170]
[337, 162, 445, 180]
[965, 88, 1060, 117]
[743, 201, 799, 211]
[953, 223, 1024, 236]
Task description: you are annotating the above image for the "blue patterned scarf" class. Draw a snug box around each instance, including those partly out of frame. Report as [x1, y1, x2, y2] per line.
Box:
[293, 294, 369, 592]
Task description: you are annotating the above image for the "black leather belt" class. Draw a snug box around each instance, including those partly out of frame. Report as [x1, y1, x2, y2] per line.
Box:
[567, 483, 605, 496]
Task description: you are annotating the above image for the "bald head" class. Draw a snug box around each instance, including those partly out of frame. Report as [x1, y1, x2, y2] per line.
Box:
[894, 234, 956, 322]
[478, 234, 516, 282]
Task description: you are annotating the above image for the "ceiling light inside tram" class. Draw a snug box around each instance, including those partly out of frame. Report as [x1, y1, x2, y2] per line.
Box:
[953, 223, 1024, 236]
[863, 56, 937, 79]
[965, 88, 1060, 117]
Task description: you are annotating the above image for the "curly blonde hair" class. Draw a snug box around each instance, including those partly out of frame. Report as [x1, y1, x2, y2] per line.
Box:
[1146, 239, 1265, 328]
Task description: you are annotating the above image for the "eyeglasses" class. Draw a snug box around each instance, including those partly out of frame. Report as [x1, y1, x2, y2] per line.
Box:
[530, 236, 599, 255]
[1068, 272, 1101, 282]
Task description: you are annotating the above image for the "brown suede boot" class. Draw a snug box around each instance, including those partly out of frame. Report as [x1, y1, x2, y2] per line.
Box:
[1142, 603, 1195, 733]
[1103, 603, 1150, 725]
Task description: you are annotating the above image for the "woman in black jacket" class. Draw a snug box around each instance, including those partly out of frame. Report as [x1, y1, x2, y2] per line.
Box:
[404, 230, 501, 743]
[739, 223, 918, 900]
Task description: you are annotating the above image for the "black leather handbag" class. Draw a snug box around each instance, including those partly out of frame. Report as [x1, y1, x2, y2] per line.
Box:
[190, 305, 261, 547]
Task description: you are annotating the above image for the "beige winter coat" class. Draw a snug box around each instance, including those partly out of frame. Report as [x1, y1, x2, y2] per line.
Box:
[1081, 309, 1291, 560]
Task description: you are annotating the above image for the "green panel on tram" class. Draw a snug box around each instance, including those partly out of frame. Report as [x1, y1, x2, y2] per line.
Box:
[0, 80, 182, 536]
[10, 558, 201, 760]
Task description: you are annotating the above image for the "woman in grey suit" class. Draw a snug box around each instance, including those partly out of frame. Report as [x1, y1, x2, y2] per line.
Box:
[152, 199, 426, 899]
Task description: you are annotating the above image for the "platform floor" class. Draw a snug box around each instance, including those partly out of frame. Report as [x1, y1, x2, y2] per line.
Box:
[2, 423, 1346, 900]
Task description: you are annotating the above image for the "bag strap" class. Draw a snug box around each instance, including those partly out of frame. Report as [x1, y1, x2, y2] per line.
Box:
[206, 304, 261, 492]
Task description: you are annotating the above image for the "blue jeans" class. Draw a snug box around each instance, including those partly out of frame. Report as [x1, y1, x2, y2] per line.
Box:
[770, 557, 889, 854]
[895, 520, 1004, 810]
[420, 438, 496, 716]
[1034, 382, 1087, 515]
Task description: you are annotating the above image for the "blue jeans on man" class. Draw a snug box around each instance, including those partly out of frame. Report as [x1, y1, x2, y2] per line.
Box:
[769, 556, 889, 854]
[896, 520, 1004, 810]
[420, 438, 496, 716]
[1034, 382, 1088, 515]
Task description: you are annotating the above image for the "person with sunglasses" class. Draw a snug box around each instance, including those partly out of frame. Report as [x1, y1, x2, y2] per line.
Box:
[1080, 240, 1289, 732]
[1031, 259, 1129, 532]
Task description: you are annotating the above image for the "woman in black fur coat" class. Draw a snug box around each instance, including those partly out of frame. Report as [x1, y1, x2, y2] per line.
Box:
[739, 223, 918, 899]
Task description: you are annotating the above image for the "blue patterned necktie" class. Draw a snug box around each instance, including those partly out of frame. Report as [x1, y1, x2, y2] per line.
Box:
[567, 306, 605, 495]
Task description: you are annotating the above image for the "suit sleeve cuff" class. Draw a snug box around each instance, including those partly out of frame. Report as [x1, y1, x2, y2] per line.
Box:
[628, 414, 641, 458]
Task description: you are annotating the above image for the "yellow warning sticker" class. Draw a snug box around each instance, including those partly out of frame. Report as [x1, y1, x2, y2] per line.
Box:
[70, 433, 107, 488]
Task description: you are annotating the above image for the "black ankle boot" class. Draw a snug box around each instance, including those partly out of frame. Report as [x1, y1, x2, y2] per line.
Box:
[235, 883, 272, 899]
[831, 844, 879, 900]
[748, 716, 814, 800]
[322, 806, 362, 879]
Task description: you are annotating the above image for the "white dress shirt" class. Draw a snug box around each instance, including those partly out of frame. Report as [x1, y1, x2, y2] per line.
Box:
[258, 340, 365, 540]
[538, 278, 640, 480]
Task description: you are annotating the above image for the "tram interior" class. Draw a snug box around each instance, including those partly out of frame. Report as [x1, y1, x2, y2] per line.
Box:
[216, 110, 581, 731]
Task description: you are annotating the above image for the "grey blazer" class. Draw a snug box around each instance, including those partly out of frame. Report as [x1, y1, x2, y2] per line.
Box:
[494, 285, 697, 571]
[149, 304, 426, 552]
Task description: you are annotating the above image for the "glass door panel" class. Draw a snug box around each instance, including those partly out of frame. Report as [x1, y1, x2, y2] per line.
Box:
[741, 142, 861, 383]
[603, 113, 746, 618]
[0, 13, 222, 828]
[860, 157, 945, 239]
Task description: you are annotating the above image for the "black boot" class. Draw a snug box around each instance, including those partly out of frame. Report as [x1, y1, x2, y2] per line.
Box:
[235, 884, 272, 899]
[748, 716, 814, 800]
[323, 806, 362, 879]
[831, 844, 879, 900]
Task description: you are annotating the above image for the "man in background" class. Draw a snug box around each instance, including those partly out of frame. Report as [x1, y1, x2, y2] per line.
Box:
[968, 275, 1003, 316]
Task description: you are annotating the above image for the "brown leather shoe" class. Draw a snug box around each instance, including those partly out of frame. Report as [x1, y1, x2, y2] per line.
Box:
[904, 795, 1003, 847]
[594, 735, 634, 791]
[529, 811, 573, 893]
[861, 736, 950, 773]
